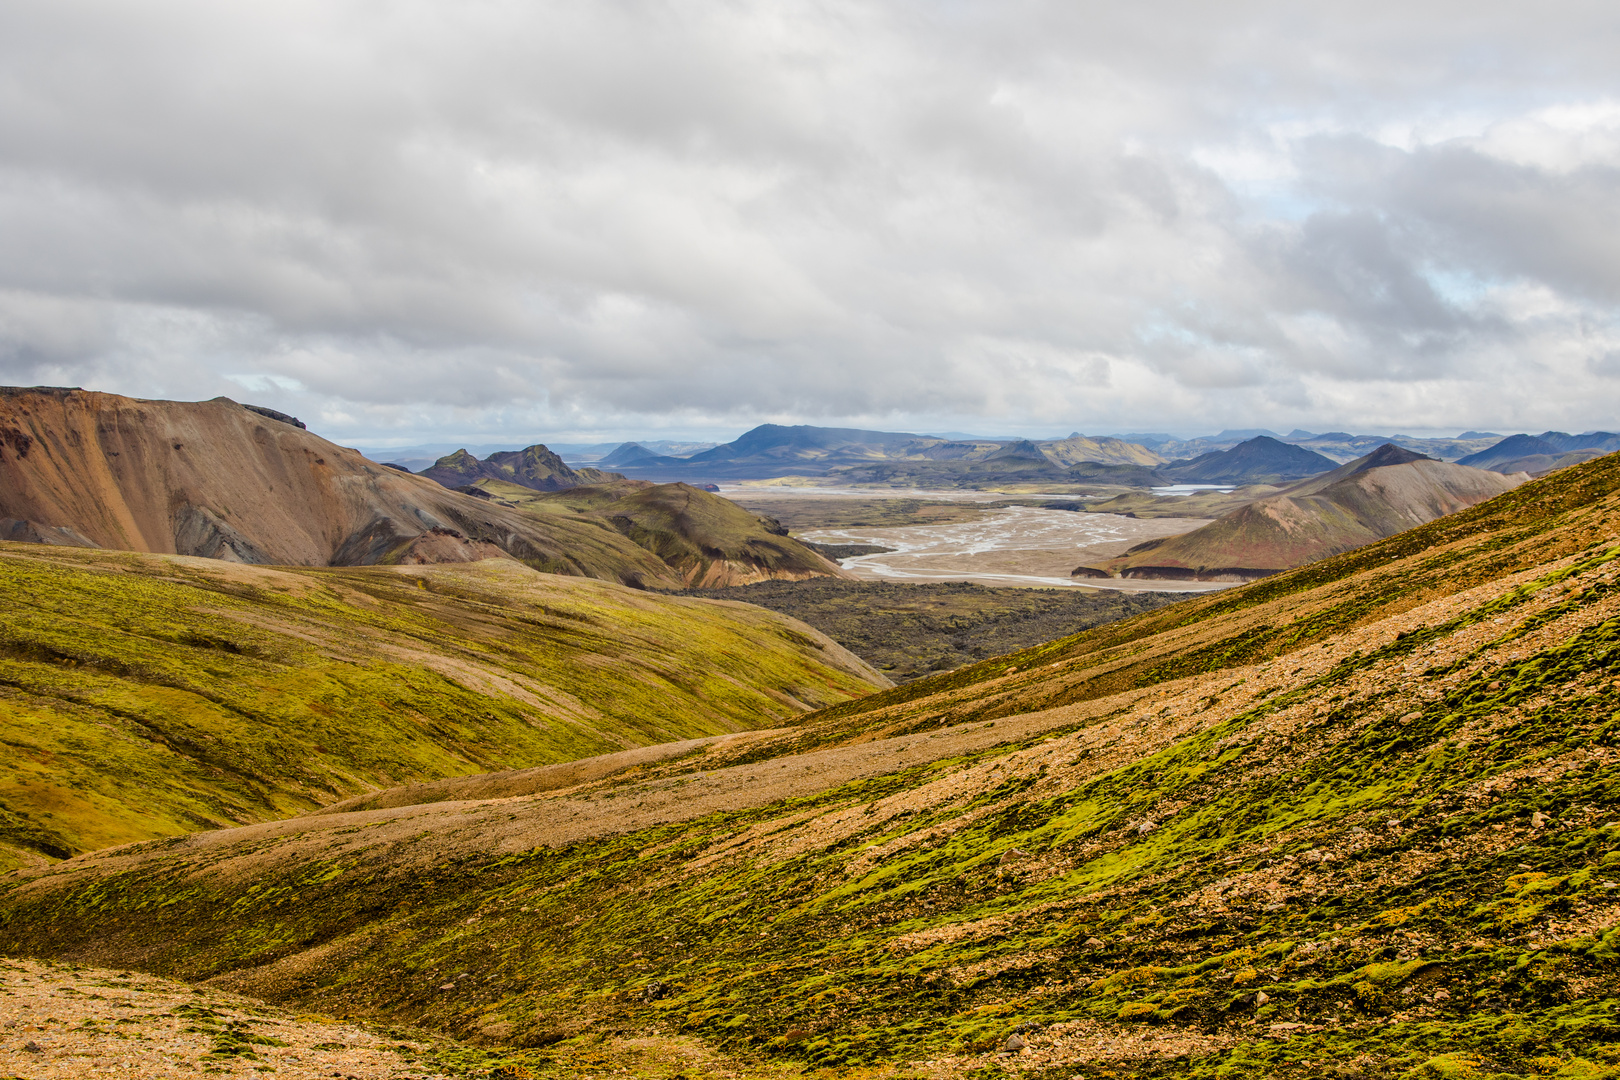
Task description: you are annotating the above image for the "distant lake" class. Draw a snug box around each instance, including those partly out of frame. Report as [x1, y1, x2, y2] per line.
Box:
[1150, 484, 1235, 497]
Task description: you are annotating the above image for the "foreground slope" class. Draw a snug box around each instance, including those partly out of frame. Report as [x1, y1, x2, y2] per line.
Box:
[1082, 444, 1528, 580]
[0, 545, 886, 871]
[0, 387, 685, 586]
[5, 454, 1620, 1077]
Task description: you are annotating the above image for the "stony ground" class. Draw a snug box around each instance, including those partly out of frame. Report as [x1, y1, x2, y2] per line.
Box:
[0, 957, 456, 1079]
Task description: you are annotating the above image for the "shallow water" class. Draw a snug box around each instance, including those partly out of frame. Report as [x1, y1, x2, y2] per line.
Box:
[800, 506, 1229, 592]
[1150, 484, 1236, 497]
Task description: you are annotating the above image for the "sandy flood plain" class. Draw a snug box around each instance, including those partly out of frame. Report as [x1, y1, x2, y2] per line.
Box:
[800, 505, 1225, 591]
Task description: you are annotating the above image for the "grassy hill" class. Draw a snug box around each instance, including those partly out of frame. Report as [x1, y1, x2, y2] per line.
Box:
[4, 452, 1620, 1077]
[0, 544, 886, 872]
[482, 479, 845, 587]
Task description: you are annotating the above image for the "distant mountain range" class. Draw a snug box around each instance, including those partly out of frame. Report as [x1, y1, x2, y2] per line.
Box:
[1076, 443, 1526, 581]
[1456, 431, 1620, 476]
[364, 425, 1617, 489]
[596, 425, 1376, 487]
[573, 423, 1616, 487]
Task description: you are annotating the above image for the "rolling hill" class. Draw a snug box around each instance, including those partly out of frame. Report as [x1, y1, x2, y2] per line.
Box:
[0, 387, 686, 587]
[0, 544, 887, 872]
[4, 450, 1619, 1076]
[1078, 444, 1528, 580]
[473, 479, 847, 587]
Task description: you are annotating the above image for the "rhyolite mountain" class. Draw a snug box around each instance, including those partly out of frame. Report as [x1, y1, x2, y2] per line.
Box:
[1077, 443, 1529, 580]
[0, 387, 689, 587]
[417, 444, 622, 491]
[6, 453, 1620, 1077]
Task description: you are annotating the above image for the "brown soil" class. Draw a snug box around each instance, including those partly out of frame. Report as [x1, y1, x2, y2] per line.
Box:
[0, 956, 453, 1078]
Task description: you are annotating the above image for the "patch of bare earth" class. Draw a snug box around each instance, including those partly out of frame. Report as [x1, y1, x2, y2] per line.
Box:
[0, 956, 451, 1078]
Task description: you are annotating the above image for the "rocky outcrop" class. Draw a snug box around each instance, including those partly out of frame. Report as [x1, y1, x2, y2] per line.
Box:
[418, 444, 623, 491]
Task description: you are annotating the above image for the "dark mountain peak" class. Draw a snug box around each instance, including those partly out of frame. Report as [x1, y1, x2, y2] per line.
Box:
[985, 439, 1049, 462]
[1356, 442, 1431, 471]
[487, 444, 571, 473]
[1457, 430, 1501, 439]
[418, 443, 613, 492]
[1165, 435, 1338, 484]
[434, 448, 479, 468]
[600, 442, 659, 466]
[1457, 434, 1558, 468]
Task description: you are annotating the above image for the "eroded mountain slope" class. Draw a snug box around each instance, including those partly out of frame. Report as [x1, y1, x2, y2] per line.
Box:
[0, 545, 886, 871]
[4, 454, 1620, 1078]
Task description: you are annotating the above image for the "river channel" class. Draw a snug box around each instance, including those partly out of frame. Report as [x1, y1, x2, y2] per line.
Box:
[795, 504, 1229, 592]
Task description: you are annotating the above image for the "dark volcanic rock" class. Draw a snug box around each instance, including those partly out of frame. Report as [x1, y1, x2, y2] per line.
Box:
[419, 444, 623, 492]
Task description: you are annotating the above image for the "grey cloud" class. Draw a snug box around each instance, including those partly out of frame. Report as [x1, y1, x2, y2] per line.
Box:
[0, 0, 1616, 440]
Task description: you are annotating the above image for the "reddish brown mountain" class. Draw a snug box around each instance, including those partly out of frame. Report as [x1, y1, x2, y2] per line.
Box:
[0, 387, 682, 586]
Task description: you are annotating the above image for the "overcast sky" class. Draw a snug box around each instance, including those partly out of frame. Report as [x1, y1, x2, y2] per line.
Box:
[1, 1, 1617, 445]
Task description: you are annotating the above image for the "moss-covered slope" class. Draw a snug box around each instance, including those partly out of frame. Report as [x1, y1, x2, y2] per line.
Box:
[484, 479, 846, 587]
[0, 545, 887, 871]
[5, 454, 1620, 1078]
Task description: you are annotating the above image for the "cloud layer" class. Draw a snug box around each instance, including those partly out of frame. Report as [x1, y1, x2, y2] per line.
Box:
[1, 0, 1617, 441]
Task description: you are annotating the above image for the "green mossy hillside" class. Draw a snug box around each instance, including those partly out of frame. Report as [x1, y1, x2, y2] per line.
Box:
[483, 479, 840, 586]
[0, 547, 886, 870]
